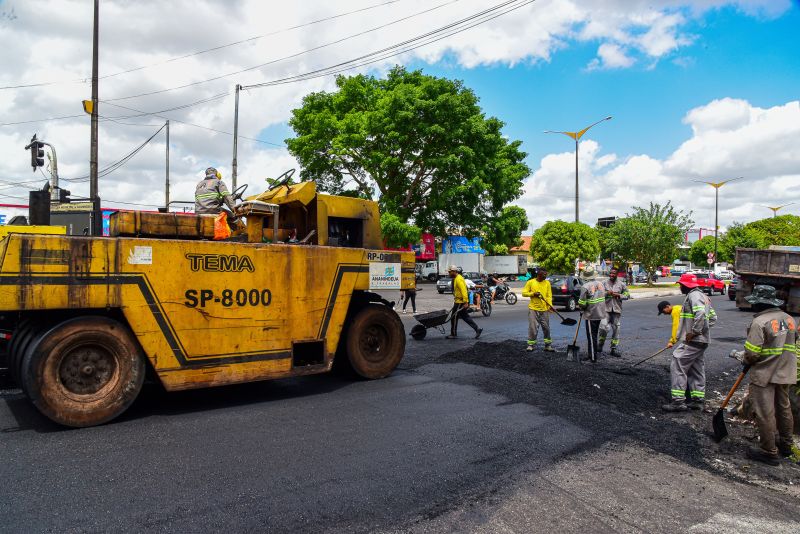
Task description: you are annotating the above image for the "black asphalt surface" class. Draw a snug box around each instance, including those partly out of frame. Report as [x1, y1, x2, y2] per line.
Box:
[1, 287, 799, 533]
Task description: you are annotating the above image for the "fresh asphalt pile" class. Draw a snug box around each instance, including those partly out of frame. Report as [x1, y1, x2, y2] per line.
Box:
[432, 340, 800, 490]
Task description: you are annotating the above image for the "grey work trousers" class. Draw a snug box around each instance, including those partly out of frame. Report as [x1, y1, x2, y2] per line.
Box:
[527, 310, 551, 346]
[669, 342, 707, 402]
[750, 382, 794, 456]
[599, 311, 621, 348]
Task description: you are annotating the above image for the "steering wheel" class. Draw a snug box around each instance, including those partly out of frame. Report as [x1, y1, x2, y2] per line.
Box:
[271, 168, 296, 189]
[232, 183, 248, 202]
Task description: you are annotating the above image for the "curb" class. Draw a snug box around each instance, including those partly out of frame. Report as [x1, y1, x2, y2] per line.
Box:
[629, 289, 682, 299]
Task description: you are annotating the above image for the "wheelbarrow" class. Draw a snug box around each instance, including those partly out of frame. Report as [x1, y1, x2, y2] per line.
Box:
[409, 309, 454, 340]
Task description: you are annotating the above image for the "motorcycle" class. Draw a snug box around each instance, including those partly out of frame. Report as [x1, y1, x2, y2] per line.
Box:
[492, 282, 518, 305]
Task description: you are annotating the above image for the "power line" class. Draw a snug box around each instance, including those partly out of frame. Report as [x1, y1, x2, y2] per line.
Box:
[62, 123, 167, 182]
[105, 0, 459, 102]
[0, 0, 404, 90]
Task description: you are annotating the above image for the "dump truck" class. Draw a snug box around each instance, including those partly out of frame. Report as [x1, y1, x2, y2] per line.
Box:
[733, 247, 800, 314]
[0, 174, 415, 427]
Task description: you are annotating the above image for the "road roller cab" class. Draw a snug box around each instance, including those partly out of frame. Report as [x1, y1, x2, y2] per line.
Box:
[0, 173, 415, 427]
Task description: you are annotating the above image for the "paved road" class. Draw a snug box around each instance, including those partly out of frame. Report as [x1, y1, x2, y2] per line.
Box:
[2, 291, 798, 533]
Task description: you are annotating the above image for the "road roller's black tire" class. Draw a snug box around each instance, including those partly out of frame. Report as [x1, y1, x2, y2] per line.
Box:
[21, 316, 145, 427]
[410, 324, 427, 340]
[344, 305, 405, 379]
[9, 321, 36, 386]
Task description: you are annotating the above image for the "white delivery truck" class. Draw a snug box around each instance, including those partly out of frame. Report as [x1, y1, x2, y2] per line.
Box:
[415, 261, 439, 281]
[484, 255, 527, 276]
[438, 253, 484, 276]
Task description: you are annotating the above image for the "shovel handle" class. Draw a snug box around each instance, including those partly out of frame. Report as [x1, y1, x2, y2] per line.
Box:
[570, 312, 584, 345]
[632, 346, 671, 367]
[720, 365, 751, 410]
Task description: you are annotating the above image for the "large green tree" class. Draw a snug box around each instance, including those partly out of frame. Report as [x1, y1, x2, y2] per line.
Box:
[608, 202, 693, 286]
[531, 221, 600, 274]
[285, 66, 530, 237]
[483, 205, 529, 255]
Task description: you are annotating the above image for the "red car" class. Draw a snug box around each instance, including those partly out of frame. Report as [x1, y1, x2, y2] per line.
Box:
[693, 271, 726, 295]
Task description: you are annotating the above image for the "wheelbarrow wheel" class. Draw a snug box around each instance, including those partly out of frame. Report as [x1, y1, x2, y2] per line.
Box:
[410, 324, 427, 340]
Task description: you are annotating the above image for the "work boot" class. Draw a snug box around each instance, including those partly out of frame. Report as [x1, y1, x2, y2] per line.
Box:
[610, 347, 621, 357]
[687, 399, 704, 411]
[662, 401, 689, 412]
[746, 447, 780, 466]
[544, 345, 555, 352]
[475, 328, 482, 339]
[526, 345, 534, 352]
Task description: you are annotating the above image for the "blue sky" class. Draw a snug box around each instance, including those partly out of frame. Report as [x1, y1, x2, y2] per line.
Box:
[418, 4, 800, 170]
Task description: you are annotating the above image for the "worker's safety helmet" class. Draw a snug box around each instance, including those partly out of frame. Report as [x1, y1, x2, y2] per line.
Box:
[744, 284, 784, 307]
[456, 266, 463, 274]
[677, 273, 699, 288]
[205, 167, 222, 180]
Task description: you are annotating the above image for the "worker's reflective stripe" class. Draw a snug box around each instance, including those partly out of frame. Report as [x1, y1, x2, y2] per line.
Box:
[578, 299, 587, 306]
[586, 297, 606, 304]
[543, 338, 552, 343]
[692, 305, 706, 312]
[744, 341, 762, 353]
[611, 339, 620, 346]
[195, 192, 221, 200]
[680, 313, 694, 319]
[528, 339, 536, 345]
[689, 390, 705, 398]
[670, 389, 685, 397]
[220, 191, 230, 196]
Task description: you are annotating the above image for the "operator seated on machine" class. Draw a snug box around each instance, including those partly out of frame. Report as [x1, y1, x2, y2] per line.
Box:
[195, 167, 238, 216]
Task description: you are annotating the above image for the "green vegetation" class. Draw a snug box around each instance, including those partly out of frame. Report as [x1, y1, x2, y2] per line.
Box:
[286, 66, 530, 241]
[380, 213, 421, 249]
[531, 221, 600, 274]
[688, 235, 725, 265]
[483, 205, 529, 255]
[608, 202, 693, 286]
[720, 215, 800, 260]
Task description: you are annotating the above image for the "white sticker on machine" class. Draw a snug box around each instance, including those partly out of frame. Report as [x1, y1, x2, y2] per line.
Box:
[127, 246, 153, 265]
[369, 262, 401, 290]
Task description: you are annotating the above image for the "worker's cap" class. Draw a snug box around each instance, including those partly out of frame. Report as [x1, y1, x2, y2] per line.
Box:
[657, 300, 671, 315]
[205, 167, 221, 179]
[677, 273, 699, 288]
[447, 264, 459, 272]
[582, 266, 596, 280]
[744, 284, 784, 307]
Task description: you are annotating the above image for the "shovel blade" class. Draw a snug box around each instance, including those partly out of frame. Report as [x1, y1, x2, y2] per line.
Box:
[712, 408, 728, 442]
[561, 318, 578, 326]
[566, 345, 579, 362]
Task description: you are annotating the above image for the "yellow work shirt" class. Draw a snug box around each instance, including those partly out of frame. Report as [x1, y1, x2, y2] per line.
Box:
[453, 274, 469, 304]
[522, 278, 552, 311]
[669, 305, 681, 344]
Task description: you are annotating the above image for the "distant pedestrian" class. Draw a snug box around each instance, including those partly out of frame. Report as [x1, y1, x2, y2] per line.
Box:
[578, 267, 607, 362]
[738, 285, 797, 465]
[446, 266, 482, 340]
[402, 287, 417, 314]
[662, 273, 717, 412]
[599, 268, 629, 356]
[521, 267, 554, 352]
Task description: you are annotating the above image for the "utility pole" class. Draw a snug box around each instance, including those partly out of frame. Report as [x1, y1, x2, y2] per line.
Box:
[544, 116, 612, 223]
[165, 120, 170, 210]
[232, 84, 241, 190]
[694, 177, 743, 271]
[89, 0, 100, 235]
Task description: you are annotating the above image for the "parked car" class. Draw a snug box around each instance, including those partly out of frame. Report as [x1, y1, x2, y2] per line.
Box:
[635, 271, 659, 283]
[436, 271, 483, 294]
[547, 274, 583, 312]
[728, 275, 739, 301]
[716, 269, 734, 280]
[693, 271, 726, 295]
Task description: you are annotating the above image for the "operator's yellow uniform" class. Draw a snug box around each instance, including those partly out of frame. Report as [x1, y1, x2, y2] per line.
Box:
[450, 273, 480, 338]
[668, 305, 682, 345]
[522, 278, 553, 350]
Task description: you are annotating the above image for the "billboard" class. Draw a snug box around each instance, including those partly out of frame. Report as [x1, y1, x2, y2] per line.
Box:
[442, 236, 484, 254]
[412, 233, 435, 261]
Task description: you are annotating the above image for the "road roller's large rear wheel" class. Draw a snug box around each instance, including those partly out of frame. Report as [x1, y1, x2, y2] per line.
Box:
[21, 317, 145, 427]
[344, 305, 405, 379]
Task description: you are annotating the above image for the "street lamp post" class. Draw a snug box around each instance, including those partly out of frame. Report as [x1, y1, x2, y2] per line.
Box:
[693, 177, 743, 271]
[762, 203, 795, 217]
[544, 116, 612, 223]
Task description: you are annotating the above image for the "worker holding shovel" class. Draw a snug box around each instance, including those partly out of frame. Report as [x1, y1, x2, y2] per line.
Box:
[737, 285, 797, 465]
[522, 267, 554, 352]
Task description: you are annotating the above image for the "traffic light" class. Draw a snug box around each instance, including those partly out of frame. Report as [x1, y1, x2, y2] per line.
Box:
[25, 135, 45, 171]
[58, 188, 71, 203]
